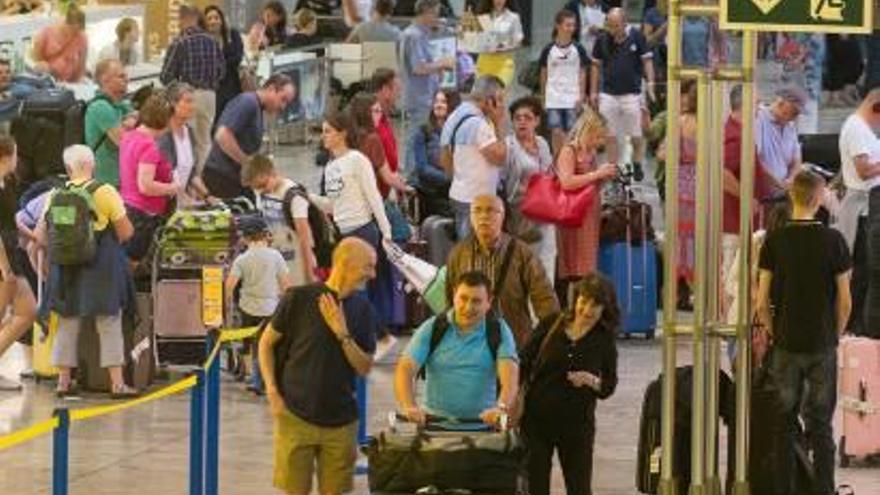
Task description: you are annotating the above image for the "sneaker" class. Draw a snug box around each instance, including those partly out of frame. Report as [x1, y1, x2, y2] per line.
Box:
[374, 335, 399, 362]
[110, 384, 140, 400]
[19, 369, 35, 380]
[631, 161, 645, 182]
[0, 375, 23, 392]
[56, 381, 81, 399]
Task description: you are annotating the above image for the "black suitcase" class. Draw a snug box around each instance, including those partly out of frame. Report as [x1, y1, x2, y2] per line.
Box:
[636, 367, 734, 494]
[11, 88, 84, 185]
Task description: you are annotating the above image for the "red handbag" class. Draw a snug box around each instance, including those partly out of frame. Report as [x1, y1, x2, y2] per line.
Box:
[520, 170, 597, 228]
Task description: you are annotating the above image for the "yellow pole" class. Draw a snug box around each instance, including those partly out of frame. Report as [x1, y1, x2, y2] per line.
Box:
[732, 29, 758, 495]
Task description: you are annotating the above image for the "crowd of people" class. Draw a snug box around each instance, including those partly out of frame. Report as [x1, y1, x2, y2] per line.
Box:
[0, 1, 875, 494]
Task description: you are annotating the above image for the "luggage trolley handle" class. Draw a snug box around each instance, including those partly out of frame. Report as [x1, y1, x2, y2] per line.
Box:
[389, 411, 508, 432]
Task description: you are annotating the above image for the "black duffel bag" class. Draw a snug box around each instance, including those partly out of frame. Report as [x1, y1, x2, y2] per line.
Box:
[365, 424, 524, 494]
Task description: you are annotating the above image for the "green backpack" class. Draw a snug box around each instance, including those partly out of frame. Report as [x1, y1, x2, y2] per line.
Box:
[47, 181, 102, 265]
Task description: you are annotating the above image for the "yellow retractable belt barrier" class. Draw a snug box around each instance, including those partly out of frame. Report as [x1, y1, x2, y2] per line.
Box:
[0, 417, 60, 451]
[0, 325, 261, 453]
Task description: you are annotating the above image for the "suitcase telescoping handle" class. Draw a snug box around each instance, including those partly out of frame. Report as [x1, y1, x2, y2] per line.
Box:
[389, 411, 509, 432]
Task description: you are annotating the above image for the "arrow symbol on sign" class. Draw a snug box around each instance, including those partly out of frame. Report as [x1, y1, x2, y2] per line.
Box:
[751, 0, 784, 15]
[811, 0, 846, 21]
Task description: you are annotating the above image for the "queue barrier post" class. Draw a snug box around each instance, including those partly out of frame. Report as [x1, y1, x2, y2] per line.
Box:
[189, 368, 206, 495]
[205, 333, 221, 495]
[51, 408, 70, 495]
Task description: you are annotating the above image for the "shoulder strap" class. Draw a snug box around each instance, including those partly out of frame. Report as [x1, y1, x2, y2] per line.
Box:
[86, 95, 114, 152]
[486, 317, 501, 363]
[418, 313, 450, 379]
[282, 185, 302, 229]
[449, 114, 478, 153]
[528, 314, 566, 384]
[493, 239, 517, 304]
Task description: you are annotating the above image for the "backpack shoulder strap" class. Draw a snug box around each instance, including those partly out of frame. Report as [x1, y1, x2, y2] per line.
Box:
[486, 317, 502, 364]
[418, 313, 450, 379]
[448, 113, 478, 153]
[84, 180, 103, 195]
[282, 185, 300, 229]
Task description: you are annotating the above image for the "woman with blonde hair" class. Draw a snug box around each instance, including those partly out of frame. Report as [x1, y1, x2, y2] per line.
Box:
[555, 106, 618, 304]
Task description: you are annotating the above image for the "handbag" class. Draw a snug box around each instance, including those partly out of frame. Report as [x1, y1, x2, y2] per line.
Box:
[520, 164, 598, 228]
[510, 314, 566, 426]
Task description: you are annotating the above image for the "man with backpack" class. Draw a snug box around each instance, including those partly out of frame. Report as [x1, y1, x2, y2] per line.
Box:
[85, 58, 137, 188]
[258, 237, 378, 495]
[242, 154, 332, 284]
[395, 270, 519, 426]
[34, 145, 138, 399]
[756, 170, 852, 495]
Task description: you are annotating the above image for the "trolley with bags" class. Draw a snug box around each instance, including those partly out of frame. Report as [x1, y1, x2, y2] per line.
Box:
[150, 198, 255, 367]
[365, 413, 524, 495]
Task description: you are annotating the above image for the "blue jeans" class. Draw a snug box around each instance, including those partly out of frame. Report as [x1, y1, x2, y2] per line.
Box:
[450, 199, 472, 241]
[546, 108, 577, 131]
[770, 348, 838, 495]
[343, 221, 391, 338]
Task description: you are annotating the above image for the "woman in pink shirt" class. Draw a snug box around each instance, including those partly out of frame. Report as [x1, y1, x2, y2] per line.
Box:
[119, 92, 177, 263]
[32, 6, 88, 83]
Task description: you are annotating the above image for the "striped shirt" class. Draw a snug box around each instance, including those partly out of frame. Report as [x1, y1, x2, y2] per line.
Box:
[160, 27, 226, 90]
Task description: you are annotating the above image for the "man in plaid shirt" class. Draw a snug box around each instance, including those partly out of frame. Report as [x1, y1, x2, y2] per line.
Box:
[160, 5, 225, 176]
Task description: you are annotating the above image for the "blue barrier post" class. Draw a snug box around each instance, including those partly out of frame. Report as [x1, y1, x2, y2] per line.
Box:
[52, 408, 70, 495]
[189, 369, 206, 495]
[205, 334, 221, 495]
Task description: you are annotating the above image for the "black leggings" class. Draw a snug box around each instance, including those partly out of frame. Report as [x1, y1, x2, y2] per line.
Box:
[524, 419, 596, 495]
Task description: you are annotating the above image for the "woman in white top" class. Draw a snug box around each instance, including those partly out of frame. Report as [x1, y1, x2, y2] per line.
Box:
[503, 96, 556, 283]
[97, 18, 140, 67]
[157, 82, 213, 208]
[474, 0, 524, 87]
[321, 111, 397, 349]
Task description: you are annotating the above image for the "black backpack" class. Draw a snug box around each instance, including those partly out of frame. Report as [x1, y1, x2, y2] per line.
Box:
[46, 181, 102, 265]
[417, 312, 502, 379]
[283, 183, 340, 269]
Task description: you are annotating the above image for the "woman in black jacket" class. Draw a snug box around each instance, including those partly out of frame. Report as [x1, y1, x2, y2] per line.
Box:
[520, 272, 620, 495]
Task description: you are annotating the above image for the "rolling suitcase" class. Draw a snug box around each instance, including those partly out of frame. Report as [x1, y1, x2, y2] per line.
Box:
[838, 336, 880, 466]
[599, 241, 658, 338]
[421, 215, 455, 267]
[10, 88, 84, 185]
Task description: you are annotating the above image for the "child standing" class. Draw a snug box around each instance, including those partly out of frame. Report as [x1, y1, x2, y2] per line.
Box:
[540, 9, 591, 154]
[226, 216, 292, 395]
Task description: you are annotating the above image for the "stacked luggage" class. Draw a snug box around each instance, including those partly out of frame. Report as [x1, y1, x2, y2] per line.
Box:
[11, 88, 83, 185]
[598, 183, 658, 338]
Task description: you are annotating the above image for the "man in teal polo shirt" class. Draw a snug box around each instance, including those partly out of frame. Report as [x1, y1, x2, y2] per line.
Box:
[395, 271, 519, 426]
[85, 59, 136, 187]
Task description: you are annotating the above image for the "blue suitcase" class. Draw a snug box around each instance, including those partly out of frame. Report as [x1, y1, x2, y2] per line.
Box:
[598, 241, 658, 338]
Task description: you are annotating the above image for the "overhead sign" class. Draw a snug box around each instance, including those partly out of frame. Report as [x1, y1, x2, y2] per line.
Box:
[720, 0, 873, 33]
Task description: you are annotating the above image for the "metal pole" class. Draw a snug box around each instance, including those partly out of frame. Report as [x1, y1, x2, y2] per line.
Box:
[190, 369, 206, 495]
[205, 335, 221, 495]
[704, 78, 726, 495]
[732, 29, 758, 495]
[52, 408, 70, 495]
[688, 71, 711, 495]
[659, 1, 683, 493]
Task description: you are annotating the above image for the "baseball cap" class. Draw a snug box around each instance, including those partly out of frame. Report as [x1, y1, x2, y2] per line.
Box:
[238, 215, 269, 237]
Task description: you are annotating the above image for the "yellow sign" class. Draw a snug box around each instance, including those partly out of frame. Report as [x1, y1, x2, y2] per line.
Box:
[202, 266, 224, 328]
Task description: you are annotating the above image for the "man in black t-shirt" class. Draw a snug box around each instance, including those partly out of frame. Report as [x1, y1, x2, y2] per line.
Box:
[258, 237, 379, 495]
[756, 170, 852, 495]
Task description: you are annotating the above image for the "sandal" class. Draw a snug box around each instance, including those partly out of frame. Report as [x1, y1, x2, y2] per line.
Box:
[110, 384, 140, 400]
[56, 381, 81, 399]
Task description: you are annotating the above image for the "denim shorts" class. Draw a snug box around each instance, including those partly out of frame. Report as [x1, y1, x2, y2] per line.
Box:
[546, 108, 577, 131]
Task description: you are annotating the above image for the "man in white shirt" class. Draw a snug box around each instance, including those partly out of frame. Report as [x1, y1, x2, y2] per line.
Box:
[835, 88, 880, 335]
[440, 75, 508, 240]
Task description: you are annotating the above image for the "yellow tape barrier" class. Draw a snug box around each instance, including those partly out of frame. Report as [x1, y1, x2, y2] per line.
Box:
[0, 326, 260, 453]
[0, 417, 60, 451]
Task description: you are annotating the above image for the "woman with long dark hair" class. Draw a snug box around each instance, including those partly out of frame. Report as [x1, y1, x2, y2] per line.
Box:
[520, 273, 620, 495]
[410, 88, 460, 219]
[204, 5, 245, 124]
[251, 1, 289, 49]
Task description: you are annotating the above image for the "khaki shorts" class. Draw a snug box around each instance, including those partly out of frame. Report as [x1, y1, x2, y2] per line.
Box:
[599, 92, 644, 138]
[273, 408, 358, 494]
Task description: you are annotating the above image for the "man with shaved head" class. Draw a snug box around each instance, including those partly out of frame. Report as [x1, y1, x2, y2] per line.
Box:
[445, 194, 559, 348]
[259, 237, 379, 495]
